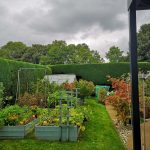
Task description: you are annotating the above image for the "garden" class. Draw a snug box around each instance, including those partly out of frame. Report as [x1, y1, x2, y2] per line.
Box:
[0, 59, 150, 150]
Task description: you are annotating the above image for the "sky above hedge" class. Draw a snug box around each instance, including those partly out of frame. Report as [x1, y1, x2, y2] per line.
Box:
[0, 0, 150, 57]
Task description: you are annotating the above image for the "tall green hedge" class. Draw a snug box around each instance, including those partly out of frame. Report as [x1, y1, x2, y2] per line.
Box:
[51, 63, 150, 85]
[0, 58, 51, 97]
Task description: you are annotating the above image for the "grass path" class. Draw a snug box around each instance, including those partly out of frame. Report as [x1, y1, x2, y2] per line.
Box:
[0, 99, 125, 150]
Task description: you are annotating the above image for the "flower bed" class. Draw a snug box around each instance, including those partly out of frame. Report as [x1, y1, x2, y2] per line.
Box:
[35, 104, 90, 141]
[0, 105, 37, 139]
[0, 119, 37, 139]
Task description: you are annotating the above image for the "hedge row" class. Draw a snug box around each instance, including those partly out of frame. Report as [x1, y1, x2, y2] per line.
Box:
[0, 58, 51, 97]
[51, 62, 150, 85]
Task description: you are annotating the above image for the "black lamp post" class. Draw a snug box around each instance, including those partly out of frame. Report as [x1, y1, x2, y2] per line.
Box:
[128, 0, 150, 150]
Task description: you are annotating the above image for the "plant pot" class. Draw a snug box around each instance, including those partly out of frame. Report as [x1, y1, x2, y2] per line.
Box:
[0, 119, 37, 139]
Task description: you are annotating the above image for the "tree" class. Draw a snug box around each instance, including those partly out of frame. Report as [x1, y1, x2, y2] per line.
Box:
[137, 24, 150, 61]
[0, 41, 27, 60]
[0, 40, 103, 65]
[45, 40, 68, 65]
[121, 52, 130, 62]
[40, 41, 103, 65]
[22, 44, 48, 64]
[106, 46, 123, 63]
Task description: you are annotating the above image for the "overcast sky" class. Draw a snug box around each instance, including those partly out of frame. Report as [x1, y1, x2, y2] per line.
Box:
[0, 0, 150, 57]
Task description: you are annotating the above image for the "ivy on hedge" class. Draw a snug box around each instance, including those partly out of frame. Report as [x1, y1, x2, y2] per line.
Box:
[0, 58, 51, 97]
[51, 63, 150, 85]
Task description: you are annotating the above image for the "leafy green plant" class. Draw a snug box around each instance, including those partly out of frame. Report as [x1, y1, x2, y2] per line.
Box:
[0, 105, 34, 126]
[0, 82, 4, 109]
[99, 88, 107, 104]
[74, 80, 95, 99]
[31, 79, 63, 98]
[36, 104, 91, 132]
[47, 91, 74, 108]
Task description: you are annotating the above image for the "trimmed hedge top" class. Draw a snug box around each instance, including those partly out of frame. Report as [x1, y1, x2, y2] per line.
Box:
[0, 58, 51, 96]
[51, 63, 150, 85]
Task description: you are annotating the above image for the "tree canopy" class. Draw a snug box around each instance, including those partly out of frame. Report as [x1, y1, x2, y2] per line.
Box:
[0, 40, 103, 65]
[105, 46, 124, 62]
[137, 23, 150, 61]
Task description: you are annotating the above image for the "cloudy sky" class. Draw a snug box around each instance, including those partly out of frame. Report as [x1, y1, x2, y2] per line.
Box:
[0, 0, 150, 57]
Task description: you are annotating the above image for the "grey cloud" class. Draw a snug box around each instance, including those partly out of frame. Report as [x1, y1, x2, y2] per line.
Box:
[0, 0, 150, 56]
[13, 0, 127, 35]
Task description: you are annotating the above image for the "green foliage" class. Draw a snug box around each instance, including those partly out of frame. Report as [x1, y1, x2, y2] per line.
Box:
[106, 46, 123, 62]
[31, 79, 63, 98]
[99, 88, 107, 104]
[47, 91, 67, 108]
[0, 83, 4, 109]
[0, 105, 33, 126]
[0, 58, 51, 97]
[137, 24, 150, 61]
[40, 41, 103, 64]
[38, 104, 91, 131]
[74, 80, 95, 99]
[0, 99, 125, 150]
[51, 63, 150, 85]
[0, 40, 103, 65]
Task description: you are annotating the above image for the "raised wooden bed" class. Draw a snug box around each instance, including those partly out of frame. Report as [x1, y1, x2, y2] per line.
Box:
[61, 125, 78, 141]
[0, 119, 37, 139]
[35, 125, 79, 141]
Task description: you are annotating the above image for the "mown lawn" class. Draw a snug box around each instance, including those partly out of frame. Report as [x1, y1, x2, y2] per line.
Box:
[0, 99, 125, 150]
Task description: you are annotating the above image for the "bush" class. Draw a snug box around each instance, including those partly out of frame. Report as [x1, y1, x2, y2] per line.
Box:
[99, 88, 107, 104]
[106, 76, 131, 125]
[47, 91, 67, 108]
[51, 62, 150, 85]
[18, 92, 46, 107]
[0, 105, 33, 126]
[0, 58, 51, 98]
[74, 80, 95, 99]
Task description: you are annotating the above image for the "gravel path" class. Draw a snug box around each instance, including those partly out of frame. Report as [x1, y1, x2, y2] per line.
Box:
[105, 105, 132, 146]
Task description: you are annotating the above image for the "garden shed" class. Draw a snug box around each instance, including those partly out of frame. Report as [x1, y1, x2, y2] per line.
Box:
[44, 74, 76, 85]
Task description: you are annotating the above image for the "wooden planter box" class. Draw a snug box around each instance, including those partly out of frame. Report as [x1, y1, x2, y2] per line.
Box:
[35, 126, 61, 141]
[0, 119, 37, 139]
[61, 125, 78, 141]
[35, 125, 79, 141]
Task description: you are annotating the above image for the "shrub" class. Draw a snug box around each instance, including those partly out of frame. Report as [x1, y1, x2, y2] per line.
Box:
[18, 92, 46, 107]
[0, 58, 51, 98]
[74, 80, 95, 99]
[106, 76, 131, 125]
[99, 88, 107, 104]
[0, 105, 33, 126]
[47, 91, 77, 108]
[51, 62, 150, 85]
